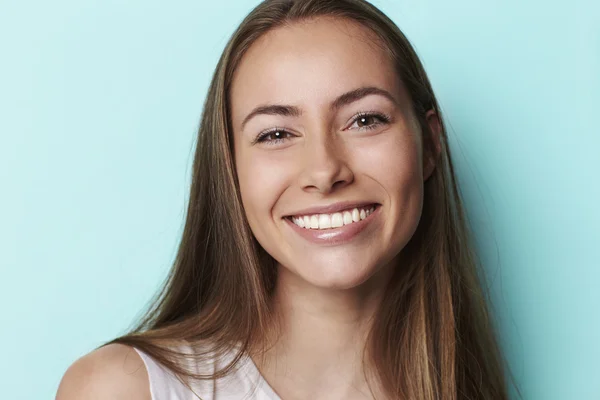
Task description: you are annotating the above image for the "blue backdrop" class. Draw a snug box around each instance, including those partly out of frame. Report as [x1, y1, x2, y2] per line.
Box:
[1, 1, 598, 398]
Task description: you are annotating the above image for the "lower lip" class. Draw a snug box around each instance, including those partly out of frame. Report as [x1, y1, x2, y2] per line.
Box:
[283, 205, 380, 246]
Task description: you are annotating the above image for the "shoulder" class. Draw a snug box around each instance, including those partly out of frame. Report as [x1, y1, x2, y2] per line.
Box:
[56, 343, 151, 400]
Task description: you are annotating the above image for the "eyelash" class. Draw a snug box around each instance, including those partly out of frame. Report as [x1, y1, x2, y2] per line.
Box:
[253, 111, 391, 145]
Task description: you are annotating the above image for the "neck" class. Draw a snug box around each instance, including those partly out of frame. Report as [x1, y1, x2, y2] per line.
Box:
[254, 262, 395, 400]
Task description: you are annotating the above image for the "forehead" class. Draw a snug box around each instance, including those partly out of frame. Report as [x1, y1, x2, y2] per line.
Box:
[229, 17, 406, 129]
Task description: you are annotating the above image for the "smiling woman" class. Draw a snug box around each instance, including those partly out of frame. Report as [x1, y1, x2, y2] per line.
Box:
[56, 1, 519, 399]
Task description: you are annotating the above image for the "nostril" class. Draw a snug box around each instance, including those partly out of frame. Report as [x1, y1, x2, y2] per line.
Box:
[332, 179, 348, 190]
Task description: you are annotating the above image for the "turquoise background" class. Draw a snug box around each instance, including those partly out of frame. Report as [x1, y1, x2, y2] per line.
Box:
[1, 0, 598, 398]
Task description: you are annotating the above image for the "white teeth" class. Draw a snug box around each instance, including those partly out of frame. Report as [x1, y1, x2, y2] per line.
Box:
[343, 211, 353, 225]
[290, 206, 376, 230]
[303, 215, 310, 227]
[310, 215, 319, 229]
[331, 213, 344, 228]
[318, 214, 331, 229]
[352, 208, 360, 222]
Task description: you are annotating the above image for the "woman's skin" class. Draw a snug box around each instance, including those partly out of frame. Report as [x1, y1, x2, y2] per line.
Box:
[56, 15, 442, 400]
[231, 16, 441, 399]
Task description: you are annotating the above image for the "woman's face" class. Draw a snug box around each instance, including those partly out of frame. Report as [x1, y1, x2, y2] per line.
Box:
[230, 17, 437, 290]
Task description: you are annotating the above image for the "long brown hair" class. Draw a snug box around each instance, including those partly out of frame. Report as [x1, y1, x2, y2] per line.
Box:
[104, 0, 520, 398]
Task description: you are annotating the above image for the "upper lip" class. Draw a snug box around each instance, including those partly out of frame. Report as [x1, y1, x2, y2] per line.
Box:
[284, 201, 379, 218]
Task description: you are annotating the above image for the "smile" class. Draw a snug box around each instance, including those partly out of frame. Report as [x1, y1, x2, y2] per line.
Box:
[283, 203, 380, 246]
[288, 205, 376, 230]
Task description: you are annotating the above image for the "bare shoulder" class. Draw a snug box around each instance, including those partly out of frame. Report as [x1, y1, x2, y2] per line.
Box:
[56, 343, 151, 400]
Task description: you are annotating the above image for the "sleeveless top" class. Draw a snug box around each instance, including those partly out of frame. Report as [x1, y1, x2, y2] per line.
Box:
[133, 342, 281, 400]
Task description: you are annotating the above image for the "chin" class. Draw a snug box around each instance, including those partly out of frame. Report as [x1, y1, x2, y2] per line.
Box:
[278, 254, 389, 291]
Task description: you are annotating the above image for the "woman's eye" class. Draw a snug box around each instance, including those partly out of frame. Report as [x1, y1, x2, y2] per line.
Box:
[254, 113, 389, 146]
[350, 113, 390, 131]
[254, 128, 293, 145]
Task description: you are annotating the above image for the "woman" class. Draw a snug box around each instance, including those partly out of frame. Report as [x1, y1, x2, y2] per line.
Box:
[57, 0, 519, 398]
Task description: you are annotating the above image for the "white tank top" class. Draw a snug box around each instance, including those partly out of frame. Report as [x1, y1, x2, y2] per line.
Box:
[133, 342, 281, 400]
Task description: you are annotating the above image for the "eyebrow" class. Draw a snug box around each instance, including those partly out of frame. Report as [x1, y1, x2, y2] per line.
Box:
[239, 86, 398, 131]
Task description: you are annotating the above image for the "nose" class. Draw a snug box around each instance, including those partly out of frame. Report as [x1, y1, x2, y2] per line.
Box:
[298, 133, 354, 194]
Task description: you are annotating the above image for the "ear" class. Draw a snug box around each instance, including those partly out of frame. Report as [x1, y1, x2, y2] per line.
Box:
[422, 109, 442, 182]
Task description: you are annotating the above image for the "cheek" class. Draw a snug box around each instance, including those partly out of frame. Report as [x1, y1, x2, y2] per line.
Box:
[362, 132, 424, 243]
[355, 130, 423, 191]
[236, 150, 291, 228]
[383, 144, 422, 191]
